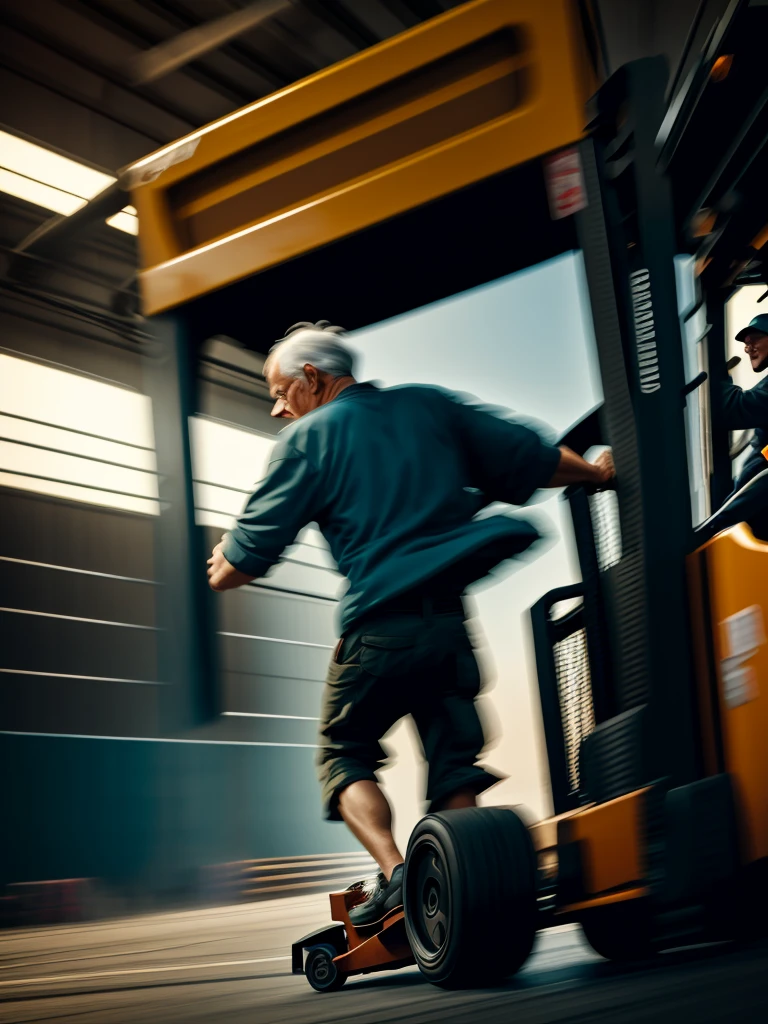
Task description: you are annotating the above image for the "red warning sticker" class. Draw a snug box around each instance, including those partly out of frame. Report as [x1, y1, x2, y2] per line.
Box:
[544, 148, 588, 220]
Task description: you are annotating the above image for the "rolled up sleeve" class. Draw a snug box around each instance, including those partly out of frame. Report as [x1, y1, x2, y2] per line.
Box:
[220, 445, 319, 578]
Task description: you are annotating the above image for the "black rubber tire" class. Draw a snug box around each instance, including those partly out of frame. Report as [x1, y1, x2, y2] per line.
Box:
[305, 945, 347, 992]
[723, 859, 768, 942]
[403, 807, 537, 988]
[580, 901, 655, 962]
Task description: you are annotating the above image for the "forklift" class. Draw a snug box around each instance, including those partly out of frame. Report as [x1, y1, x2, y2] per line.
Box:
[126, 0, 768, 991]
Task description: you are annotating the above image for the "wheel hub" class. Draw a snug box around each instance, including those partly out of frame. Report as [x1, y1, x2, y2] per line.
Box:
[314, 958, 330, 981]
[425, 882, 440, 917]
[408, 841, 451, 958]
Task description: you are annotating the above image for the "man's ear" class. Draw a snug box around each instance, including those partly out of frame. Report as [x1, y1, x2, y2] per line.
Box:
[303, 363, 321, 393]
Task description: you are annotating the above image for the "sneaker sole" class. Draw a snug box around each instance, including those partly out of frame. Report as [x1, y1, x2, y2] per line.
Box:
[349, 902, 404, 930]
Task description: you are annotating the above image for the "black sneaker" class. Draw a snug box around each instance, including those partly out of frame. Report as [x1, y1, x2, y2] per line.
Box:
[348, 864, 404, 928]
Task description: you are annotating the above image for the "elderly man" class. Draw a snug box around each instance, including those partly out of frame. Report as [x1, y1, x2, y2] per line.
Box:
[207, 321, 614, 926]
[710, 313, 768, 539]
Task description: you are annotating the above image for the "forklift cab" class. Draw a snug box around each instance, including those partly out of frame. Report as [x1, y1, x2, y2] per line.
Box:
[127, 0, 767, 987]
[531, 0, 768, 959]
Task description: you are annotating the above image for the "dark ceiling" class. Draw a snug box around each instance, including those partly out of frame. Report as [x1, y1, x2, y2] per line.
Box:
[0, 0, 478, 171]
[0, 0, 708, 171]
[0, 0, 715, 331]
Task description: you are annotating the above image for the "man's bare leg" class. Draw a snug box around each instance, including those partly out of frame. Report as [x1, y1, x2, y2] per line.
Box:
[337, 780, 404, 880]
[338, 782, 479, 879]
[433, 786, 478, 811]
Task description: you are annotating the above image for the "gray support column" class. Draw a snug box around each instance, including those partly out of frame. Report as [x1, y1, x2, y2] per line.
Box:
[145, 315, 219, 731]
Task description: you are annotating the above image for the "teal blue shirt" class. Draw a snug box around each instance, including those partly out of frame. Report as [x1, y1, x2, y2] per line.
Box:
[221, 383, 561, 632]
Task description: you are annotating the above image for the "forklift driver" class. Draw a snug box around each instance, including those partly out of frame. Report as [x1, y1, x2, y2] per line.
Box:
[709, 313, 768, 540]
[206, 322, 615, 927]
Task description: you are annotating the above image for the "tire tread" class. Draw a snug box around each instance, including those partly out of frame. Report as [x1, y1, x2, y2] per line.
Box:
[404, 807, 537, 987]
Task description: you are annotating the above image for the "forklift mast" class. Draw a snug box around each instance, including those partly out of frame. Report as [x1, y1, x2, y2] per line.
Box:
[536, 57, 702, 812]
[537, 0, 768, 817]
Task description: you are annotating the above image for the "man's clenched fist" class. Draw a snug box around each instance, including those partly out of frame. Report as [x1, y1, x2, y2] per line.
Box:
[592, 449, 615, 486]
[207, 537, 255, 592]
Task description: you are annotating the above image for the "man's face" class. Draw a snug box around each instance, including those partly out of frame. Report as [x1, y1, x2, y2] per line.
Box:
[742, 331, 768, 374]
[266, 362, 321, 419]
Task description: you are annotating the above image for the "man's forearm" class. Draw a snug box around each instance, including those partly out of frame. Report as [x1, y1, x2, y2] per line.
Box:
[547, 446, 611, 488]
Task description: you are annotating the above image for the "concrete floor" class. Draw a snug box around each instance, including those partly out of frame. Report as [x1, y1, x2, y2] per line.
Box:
[1, 894, 766, 1023]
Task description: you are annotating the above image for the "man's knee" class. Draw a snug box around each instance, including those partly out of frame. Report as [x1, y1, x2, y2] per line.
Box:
[317, 755, 378, 821]
[426, 767, 503, 813]
[430, 786, 478, 812]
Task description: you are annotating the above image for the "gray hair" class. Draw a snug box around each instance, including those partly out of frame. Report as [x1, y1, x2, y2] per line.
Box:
[265, 328, 356, 381]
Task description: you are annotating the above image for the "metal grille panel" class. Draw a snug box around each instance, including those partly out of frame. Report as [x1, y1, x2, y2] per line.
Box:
[553, 626, 595, 793]
[588, 489, 623, 571]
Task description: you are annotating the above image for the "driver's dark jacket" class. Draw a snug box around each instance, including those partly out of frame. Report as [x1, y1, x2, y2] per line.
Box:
[721, 376, 768, 490]
[221, 382, 561, 633]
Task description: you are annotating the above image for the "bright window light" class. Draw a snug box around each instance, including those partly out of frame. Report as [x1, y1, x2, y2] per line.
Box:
[0, 130, 114, 199]
[106, 208, 139, 235]
[0, 168, 87, 216]
[0, 130, 137, 235]
[189, 416, 339, 597]
[0, 353, 158, 516]
[0, 353, 336, 587]
[189, 416, 275, 530]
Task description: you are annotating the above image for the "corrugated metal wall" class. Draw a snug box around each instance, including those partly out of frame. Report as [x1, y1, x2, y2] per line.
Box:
[0, 306, 361, 902]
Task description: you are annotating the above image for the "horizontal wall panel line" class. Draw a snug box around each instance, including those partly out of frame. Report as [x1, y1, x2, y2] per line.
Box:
[0, 555, 156, 585]
[193, 478, 251, 493]
[0, 668, 164, 685]
[0, 436, 159, 475]
[224, 670, 325, 684]
[218, 631, 333, 649]
[221, 711, 319, 721]
[280, 555, 339, 573]
[0, 607, 160, 630]
[1, 731, 317, 748]
[0, 468, 159, 503]
[0, 410, 154, 450]
[245, 582, 337, 603]
[194, 535, 336, 574]
[195, 505, 247, 518]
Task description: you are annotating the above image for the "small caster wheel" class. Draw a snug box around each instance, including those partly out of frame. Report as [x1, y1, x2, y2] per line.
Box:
[305, 945, 347, 992]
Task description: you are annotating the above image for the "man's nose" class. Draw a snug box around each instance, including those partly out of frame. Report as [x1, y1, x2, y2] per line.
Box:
[271, 398, 288, 418]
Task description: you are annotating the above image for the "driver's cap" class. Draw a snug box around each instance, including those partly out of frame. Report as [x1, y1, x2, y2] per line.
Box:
[735, 313, 768, 341]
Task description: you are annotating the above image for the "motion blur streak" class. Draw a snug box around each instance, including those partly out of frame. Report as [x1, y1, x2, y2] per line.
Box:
[1, 897, 766, 1022]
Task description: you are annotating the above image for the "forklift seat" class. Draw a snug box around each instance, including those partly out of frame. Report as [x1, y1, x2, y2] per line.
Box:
[699, 468, 768, 543]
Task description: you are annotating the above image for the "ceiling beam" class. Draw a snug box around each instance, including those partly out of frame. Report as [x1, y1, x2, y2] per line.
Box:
[0, 0, 238, 126]
[124, 0, 289, 93]
[128, 0, 291, 85]
[13, 184, 129, 258]
[0, 26, 193, 147]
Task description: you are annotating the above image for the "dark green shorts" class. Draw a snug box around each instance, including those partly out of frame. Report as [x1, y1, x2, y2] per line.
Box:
[316, 607, 503, 821]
